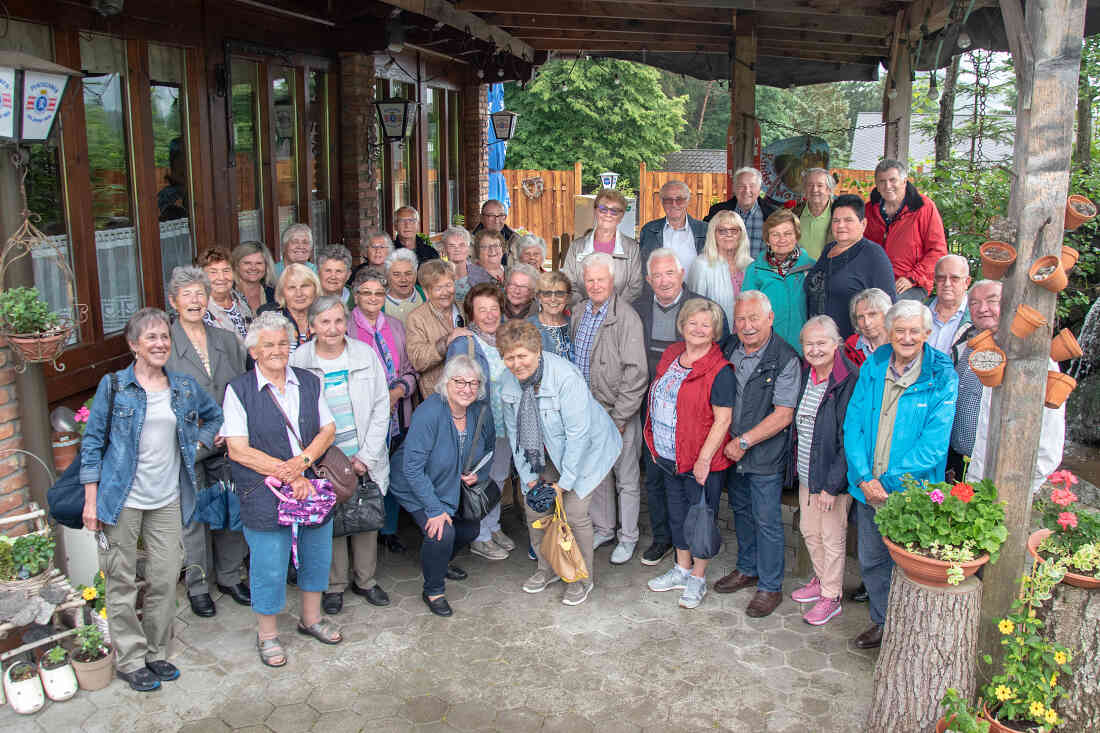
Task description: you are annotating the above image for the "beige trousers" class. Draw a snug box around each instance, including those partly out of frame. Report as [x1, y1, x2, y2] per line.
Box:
[329, 530, 379, 593]
[524, 463, 596, 584]
[798, 484, 852, 599]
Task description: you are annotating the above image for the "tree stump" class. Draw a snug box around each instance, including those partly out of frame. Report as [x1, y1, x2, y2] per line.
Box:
[1042, 583, 1100, 732]
[867, 571, 983, 733]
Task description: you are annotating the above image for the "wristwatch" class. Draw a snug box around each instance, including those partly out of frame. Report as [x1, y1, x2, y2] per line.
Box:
[738, 437, 750, 451]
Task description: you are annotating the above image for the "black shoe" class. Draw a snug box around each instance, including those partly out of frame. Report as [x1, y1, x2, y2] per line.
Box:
[216, 582, 252, 606]
[446, 564, 467, 581]
[352, 582, 391, 607]
[640, 542, 673, 566]
[381, 534, 407, 554]
[422, 592, 453, 617]
[189, 593, 216, 617]
[322, 592, 343, 615]
[145, 660, 179, 681]
[118, 666, 161, 692]
[849, 583, 869, 603]
[854, 624, 883, 649]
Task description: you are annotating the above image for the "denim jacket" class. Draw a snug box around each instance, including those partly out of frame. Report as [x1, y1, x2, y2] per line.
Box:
[79, 364, 223, 526]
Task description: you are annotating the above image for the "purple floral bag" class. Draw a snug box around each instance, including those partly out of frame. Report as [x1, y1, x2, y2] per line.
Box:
[264, 476, 337, 568]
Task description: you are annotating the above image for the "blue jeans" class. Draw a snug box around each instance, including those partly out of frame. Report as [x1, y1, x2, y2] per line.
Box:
[727, 471, 785, 592]
[409, 509, 479, 596]
[855, 501, 893, 625]
[644, 449, 671, 545]
[243, 519, 334, 615]
[658, 458, 724, 552]
[382, 491, 400, 536]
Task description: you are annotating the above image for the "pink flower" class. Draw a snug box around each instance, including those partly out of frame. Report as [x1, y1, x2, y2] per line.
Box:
[929, 489, 945, 504]
[74, 406, 90, 423]
[1049, 469, 1079, 487]
[1057, 512, 1078, 530]
[1050, 487, 1078, 507]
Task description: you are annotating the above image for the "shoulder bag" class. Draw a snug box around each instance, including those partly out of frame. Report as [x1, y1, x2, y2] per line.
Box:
[456, 400, 501, 521]
[48, 374, 117, 529]
[266, 388, 357, 503]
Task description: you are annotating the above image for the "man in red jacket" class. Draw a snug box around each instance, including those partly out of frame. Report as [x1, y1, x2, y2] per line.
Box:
[864, 159, 948, 302]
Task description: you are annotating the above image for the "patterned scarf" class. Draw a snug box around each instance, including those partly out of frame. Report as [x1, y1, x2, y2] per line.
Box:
[765, 247, 802, 277]
[470, 324, 497, 347]
[353, 308, 400, 437]
[516, 355, 545, 475]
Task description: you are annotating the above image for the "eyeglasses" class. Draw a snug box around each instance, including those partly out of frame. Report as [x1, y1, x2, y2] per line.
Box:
[366, 244, 390, 251]
[716, 227, 742, 236]
[507, 282, 532, 291]
[539, 289, 569, 299]
[483, 213, 507, 219]
[483, 244, 503, 252]
[357, 289, 386, 298]
[661, 196, 688, 205]
[597, 204, 624, 216]
[396, 217, 417, 225]
[451, 378, 481, 390]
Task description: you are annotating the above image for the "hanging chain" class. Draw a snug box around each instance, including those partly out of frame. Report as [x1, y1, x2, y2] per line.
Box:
[752, 115, 899, 138]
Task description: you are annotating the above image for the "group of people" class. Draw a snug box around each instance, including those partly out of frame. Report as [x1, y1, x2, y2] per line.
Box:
[76, 159, 1068, 689]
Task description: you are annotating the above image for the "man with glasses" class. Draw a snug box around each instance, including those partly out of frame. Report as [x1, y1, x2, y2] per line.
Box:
[639, 180, 707, 275]
[473, 200, 516, 263]
[393, 206, 440, 263]
[704, 167, 777, 258]
[927, 254, 972, 354]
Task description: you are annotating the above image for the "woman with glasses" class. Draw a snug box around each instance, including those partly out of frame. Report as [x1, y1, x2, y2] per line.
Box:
[740, 209, 816, 355]
[405, 260, 463, 398]
[528, 271, 572, 358]
[467, 230, 507, 287]
[562, 188, 643, 304]
[440, 226, 474, 303]
[686, 210, 753, 328]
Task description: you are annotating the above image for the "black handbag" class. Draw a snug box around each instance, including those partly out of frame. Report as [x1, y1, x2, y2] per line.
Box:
[48, 374, 117, 529]
[685, 483, 722, 560]
[332, 475, 386, 537]
[456, 402, 501, 521]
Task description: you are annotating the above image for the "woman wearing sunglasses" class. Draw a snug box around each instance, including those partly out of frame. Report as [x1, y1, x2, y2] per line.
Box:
[528, 271, 573, 358]
[561, 188, 643, 305]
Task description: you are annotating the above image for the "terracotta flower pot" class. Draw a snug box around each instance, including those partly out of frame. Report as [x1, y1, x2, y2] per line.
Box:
[1064, 194, 1096, 231]
[935, 716, 952, 733]
[1050, 328, 1083, 362]
[51, 432, 80, 473]
[1060, 244, 1080, 273]
[967, 329, 997, 352]
[71, 648, 114, 691]
[881, 536, 990, 588]
[982, 704, 1040, 733]
[980, 241, 1017, 280]
[1028, 256, 1068, 293]
[1044, 371, 1077, 409]
[1027, 528, 1100, 589]
[1009, 304, 1046, 339]
[969, 347, 1007, 387]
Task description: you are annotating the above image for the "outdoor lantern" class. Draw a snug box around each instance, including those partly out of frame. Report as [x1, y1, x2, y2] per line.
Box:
[599, 171, 620, 189]
[0, 51, 81, 145]
[374, 98, 416, 143]
[490, 109, 518, 141]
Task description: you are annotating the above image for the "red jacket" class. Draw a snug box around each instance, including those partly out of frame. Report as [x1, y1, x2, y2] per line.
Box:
[844, 334, 867, 366]
[644, 342, 733, 474]
[864, 182, 947, 294]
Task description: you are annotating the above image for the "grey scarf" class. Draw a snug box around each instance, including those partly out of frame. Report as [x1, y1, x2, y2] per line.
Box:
[516, 355, 545, 475]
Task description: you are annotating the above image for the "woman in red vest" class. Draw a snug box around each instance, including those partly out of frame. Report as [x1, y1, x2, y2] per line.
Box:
[643, 298, 734, 610]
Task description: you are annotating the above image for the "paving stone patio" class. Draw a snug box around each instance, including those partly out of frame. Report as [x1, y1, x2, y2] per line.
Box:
[2, 500, 878, 732]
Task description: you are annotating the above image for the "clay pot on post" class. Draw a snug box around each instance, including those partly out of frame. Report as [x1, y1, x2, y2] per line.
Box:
[1051, 328, 1083, 362]
[1064, 194, 1096, 231]
[967, 329, 997, 352]
[1060, 244, 1080, 273]
[1044, 371, 1077, 408]
[881, 536, 989, 588]
[969, 347, 1007, 387]
[1028, 256, 1069, 293]
[979, 241, 1017, 280]
[1009, 304, 1047, 339]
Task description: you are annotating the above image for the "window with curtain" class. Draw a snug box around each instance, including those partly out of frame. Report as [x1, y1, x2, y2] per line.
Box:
[447, 90, 462, 226]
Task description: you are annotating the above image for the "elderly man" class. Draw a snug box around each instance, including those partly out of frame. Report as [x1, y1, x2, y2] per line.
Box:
[796, 168, 835, 259]
[382, 249, 424, 324]
[503, 263, 540, 319]
[928, 254, 972, 354]
[472, 199, 516, 249]
[705, 167, 776, 259]
[393, 206, 440, 263]
[317, 244, 352, 301]
[864, 159, 948, 302]
[638, 180, 707, 272]
[714, 291, 801, 618]
[843, 300, 958, 648]
[350, 231, 394, 284]
[570, 253, 648, 565]
[275, 223, 316, 277]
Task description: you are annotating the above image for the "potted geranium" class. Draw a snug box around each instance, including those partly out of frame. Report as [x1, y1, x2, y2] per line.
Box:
[937, 688, 991, 733]
[70, 624, 114, 691]
[1028, 470, 1100, 589]
[875, 476, 1008, 587]
[0, 286, 67, 364]
[38, 644, 78, 702]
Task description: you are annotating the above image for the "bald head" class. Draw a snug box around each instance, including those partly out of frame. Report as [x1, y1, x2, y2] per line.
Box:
[934, 254, 972, 309]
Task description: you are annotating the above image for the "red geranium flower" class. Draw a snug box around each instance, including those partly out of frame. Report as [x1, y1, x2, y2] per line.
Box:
[950, 482, 975, 503]
[1057, 512, 1078, 530]
[1050, 487, 1078, 507]
[1049, 469, 1079, 487]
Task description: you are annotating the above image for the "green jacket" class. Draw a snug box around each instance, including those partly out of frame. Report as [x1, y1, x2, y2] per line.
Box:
[741, 249, 816, 355]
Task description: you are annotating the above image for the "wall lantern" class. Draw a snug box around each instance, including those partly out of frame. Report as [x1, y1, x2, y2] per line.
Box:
[490, 109, 518, 141]
[0, 51, 81, 145]
[374, 98, 417, 143]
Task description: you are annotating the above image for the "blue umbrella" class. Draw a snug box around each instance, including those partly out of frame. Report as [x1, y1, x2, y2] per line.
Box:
[487, 83, 511, 211]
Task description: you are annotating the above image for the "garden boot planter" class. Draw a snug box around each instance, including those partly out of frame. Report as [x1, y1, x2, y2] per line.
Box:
[967, 328, 997, 352]
[1029, 256, 1069, 293]
[1009, 304, 1046, 339]
[1027, 528, 1100, 590]
[39, 655, 78, 702]
[3, 661, 45, 715]
[1061, 244, 1080, 273]
[1045, 371, 1077, 409]
[72, 647, 115, 691]
[1051, 328, 1083, 362]
[1064, 194, 1096, 231]
[980, 241, 1017, 280]
[969, 347, 1007, 387]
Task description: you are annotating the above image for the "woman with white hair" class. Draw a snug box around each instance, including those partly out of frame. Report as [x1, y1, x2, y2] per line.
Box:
[440, 226, 474, 303]
[844, 288, 893, 366]
[316, 244, 352, 301]
[388, 354, 495, 617]
[511, 233, 547, 272]
[257, 263, 321, 351]
[382, 248, 425, 324]
[275, 223, 316, 277]
[687, 210, 754, 327]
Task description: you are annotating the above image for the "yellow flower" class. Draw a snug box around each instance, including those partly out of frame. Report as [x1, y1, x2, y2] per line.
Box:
[994, 685, 1014, 701]
[998, 619, 1015, 635]
[98, 570, 104, 579]
[1028, 608, 1036, 618]
[81, 587, 98, 601]
[1050, 673, 1058, 687]
[1054, 651, 1068, 665]
[98, 608, 107, 619]
[1029, 701, 1046, 719]
[1045, 709, 1060, 726]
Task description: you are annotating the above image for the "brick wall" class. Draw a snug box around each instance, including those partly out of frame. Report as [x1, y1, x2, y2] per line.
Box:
[339, 52, 380, 258]
[461, 83, 489, 232]
[0, 341, 30, 535]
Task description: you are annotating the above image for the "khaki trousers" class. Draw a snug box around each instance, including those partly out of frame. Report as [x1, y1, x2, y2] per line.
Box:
[329, 530, 379, 593]
[99, 501, 183, 674]
[589, 413, 642, 544]
[524, 463, 596, 583]
[798, 484, 852, 599]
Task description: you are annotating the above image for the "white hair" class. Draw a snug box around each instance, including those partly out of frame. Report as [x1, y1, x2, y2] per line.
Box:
[441, 226, 472, 248]
[281, 223, 314, 252]
[385, 248, 418, 275]
[735, 289, 772, 316]
[438, 354, 487, 401]
[168, 266, 211, 301]
[308, 295, 349, 326]
[733, 167, 763, 188]
[646, 247, 684, 275]
[800, 315, 842, 345]
[581, 251, 615, 276]
[245, 311, 296, 350]
[801, 167, 836, 192]
[885, 300, 933, 333]
[512, 233, 546, 262]
[659, 180, 691, 201]
[875, 158, 908, 179]
[507, 262, 541, 287]
[934, 253, 970, 277]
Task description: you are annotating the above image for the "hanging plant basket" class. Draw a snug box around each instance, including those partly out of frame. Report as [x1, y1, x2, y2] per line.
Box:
[3, 320, 75, 368]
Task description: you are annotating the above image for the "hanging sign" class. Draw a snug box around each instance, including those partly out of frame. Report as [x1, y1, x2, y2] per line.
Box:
[0, 68, 14, 139]
[21, 71, 68, 141]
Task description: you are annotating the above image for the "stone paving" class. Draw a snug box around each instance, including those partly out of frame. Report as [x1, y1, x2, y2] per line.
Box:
[2, 501, 878, 732]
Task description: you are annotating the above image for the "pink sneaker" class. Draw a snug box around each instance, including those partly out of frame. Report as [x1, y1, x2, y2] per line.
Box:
[790, 577, 821, 603]
[803, 596, 842, 626]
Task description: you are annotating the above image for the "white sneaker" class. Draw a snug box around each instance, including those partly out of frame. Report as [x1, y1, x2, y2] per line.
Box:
[679, 575, 708, 609]
[593, 530, 616, 549]
[470, 540, 508, 560]
[491, 530, 516, 551]
[648, 564, 690, 592]
[562, 580, 593, 606]
[609, 541, 636, 565]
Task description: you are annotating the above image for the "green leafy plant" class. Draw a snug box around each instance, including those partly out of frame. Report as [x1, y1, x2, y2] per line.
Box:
[41, 644, 69, 670]
[0, 537, 13, 581]
[8, 660, 36, 681]
[73, 624, 109, 662]
[0, 286, 61, 335]
[939, 688, 990, 733]
[1033, 470, 1100, 578]
[10, 533, 55, 578]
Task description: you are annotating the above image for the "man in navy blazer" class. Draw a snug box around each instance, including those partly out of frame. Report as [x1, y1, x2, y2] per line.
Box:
[638, 180, 708, 275]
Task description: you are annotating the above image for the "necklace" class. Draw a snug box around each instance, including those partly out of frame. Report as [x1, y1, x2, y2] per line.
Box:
[451, 412, 467, 420]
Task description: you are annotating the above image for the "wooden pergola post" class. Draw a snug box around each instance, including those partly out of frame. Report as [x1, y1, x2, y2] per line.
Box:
[727, 12, 756, 181]
[978, 0, 1087, 667]
[883, 10, 913, 164]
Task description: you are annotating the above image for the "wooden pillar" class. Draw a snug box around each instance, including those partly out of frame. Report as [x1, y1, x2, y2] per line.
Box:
[978, 0, 1087, 669]
[728, 13, 756, 180]
[637, 161, 647, 227]
[883, 10, 913, 164]
[338, 52, 379, 256]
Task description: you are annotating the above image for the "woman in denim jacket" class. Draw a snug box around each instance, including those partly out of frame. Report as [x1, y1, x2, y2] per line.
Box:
[80, 308, 223, 692]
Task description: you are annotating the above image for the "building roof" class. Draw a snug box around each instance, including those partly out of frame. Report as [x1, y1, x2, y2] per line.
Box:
[660, 149, 727, 173]
[848, 112, 1016, 169]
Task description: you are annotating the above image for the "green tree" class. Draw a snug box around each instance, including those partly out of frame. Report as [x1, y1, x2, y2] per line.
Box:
[754, 84, 854, 166]
[658, 72, 729, 149]
[502, 59, 685, 189]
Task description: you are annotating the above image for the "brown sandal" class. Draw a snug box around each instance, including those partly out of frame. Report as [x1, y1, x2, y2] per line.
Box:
[296, 618, 342, 645]
[257, 635, 287, 667]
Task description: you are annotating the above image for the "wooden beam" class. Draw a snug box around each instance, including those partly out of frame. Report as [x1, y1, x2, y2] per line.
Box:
[458, 0, 896, 17]
[506, 28, 730, 43]
[483, 13, 732, 36]
[526, 38, 728, 52]
[757, 27, 890, 50]
[381, 0, 537, 60]
[883, 9, 912, 163]
[759, 48, 882, 64]
[753, 11, 893, 36]
[761, 43, 888, 60]
[457, 0, 732, 23]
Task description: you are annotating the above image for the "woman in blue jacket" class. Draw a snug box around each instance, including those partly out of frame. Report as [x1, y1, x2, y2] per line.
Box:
[741, 209, 816, 355]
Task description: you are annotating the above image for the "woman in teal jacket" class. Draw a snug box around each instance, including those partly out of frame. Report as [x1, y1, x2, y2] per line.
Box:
[741, 209, 815, 354]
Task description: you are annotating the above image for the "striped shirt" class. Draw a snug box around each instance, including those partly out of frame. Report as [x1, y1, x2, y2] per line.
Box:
[796, 375, 830, 487]
[572, 298, 610, 384]
[317, 353, 359, 458]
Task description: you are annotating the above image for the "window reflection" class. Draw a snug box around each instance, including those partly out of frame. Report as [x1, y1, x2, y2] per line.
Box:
[232, 59, 264, 243]
[272, 66, 298, 239]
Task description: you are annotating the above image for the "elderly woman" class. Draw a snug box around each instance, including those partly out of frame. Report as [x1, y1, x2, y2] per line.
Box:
[445, 283, 515, 561]
[405, 260, 462, 399]
[166, 267, 249, 618]
[741, 209, 816, 355]
[498, 319, 623, 606]
[232, 241, 277, 315]
[562, 188, 643, 304]
[467, 230, 507, 287]
[440, 226, 474, 303]
[224, 311, 340, 666]
[504, 263, 540, 320]
[275, 223, 316, 277]
[844, 288, 892, 366]
[80, 308, 223, 691]
[317, 244, 352, 301]
[512, 233, 548, 272]
[644, 299, 734, 609]
[349, 231, 395, 286]
[790, 315, 858, 626]
[199, 248, 253, 341]
[383, 249, 425, 324]
[528, 271, 572, 357]
[290, 296, 393, 615]
[257, 263, 321, 350]
[389, 355, 494, 616]
[687, 210, 754, 328]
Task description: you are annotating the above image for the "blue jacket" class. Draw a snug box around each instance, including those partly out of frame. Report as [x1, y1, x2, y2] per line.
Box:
[389, 394, 495, 517]
[499, 352, 622, 498]
[741, 249, 816, 355]
[79, 364, 223, 526]
[843, 343, 958, 502]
